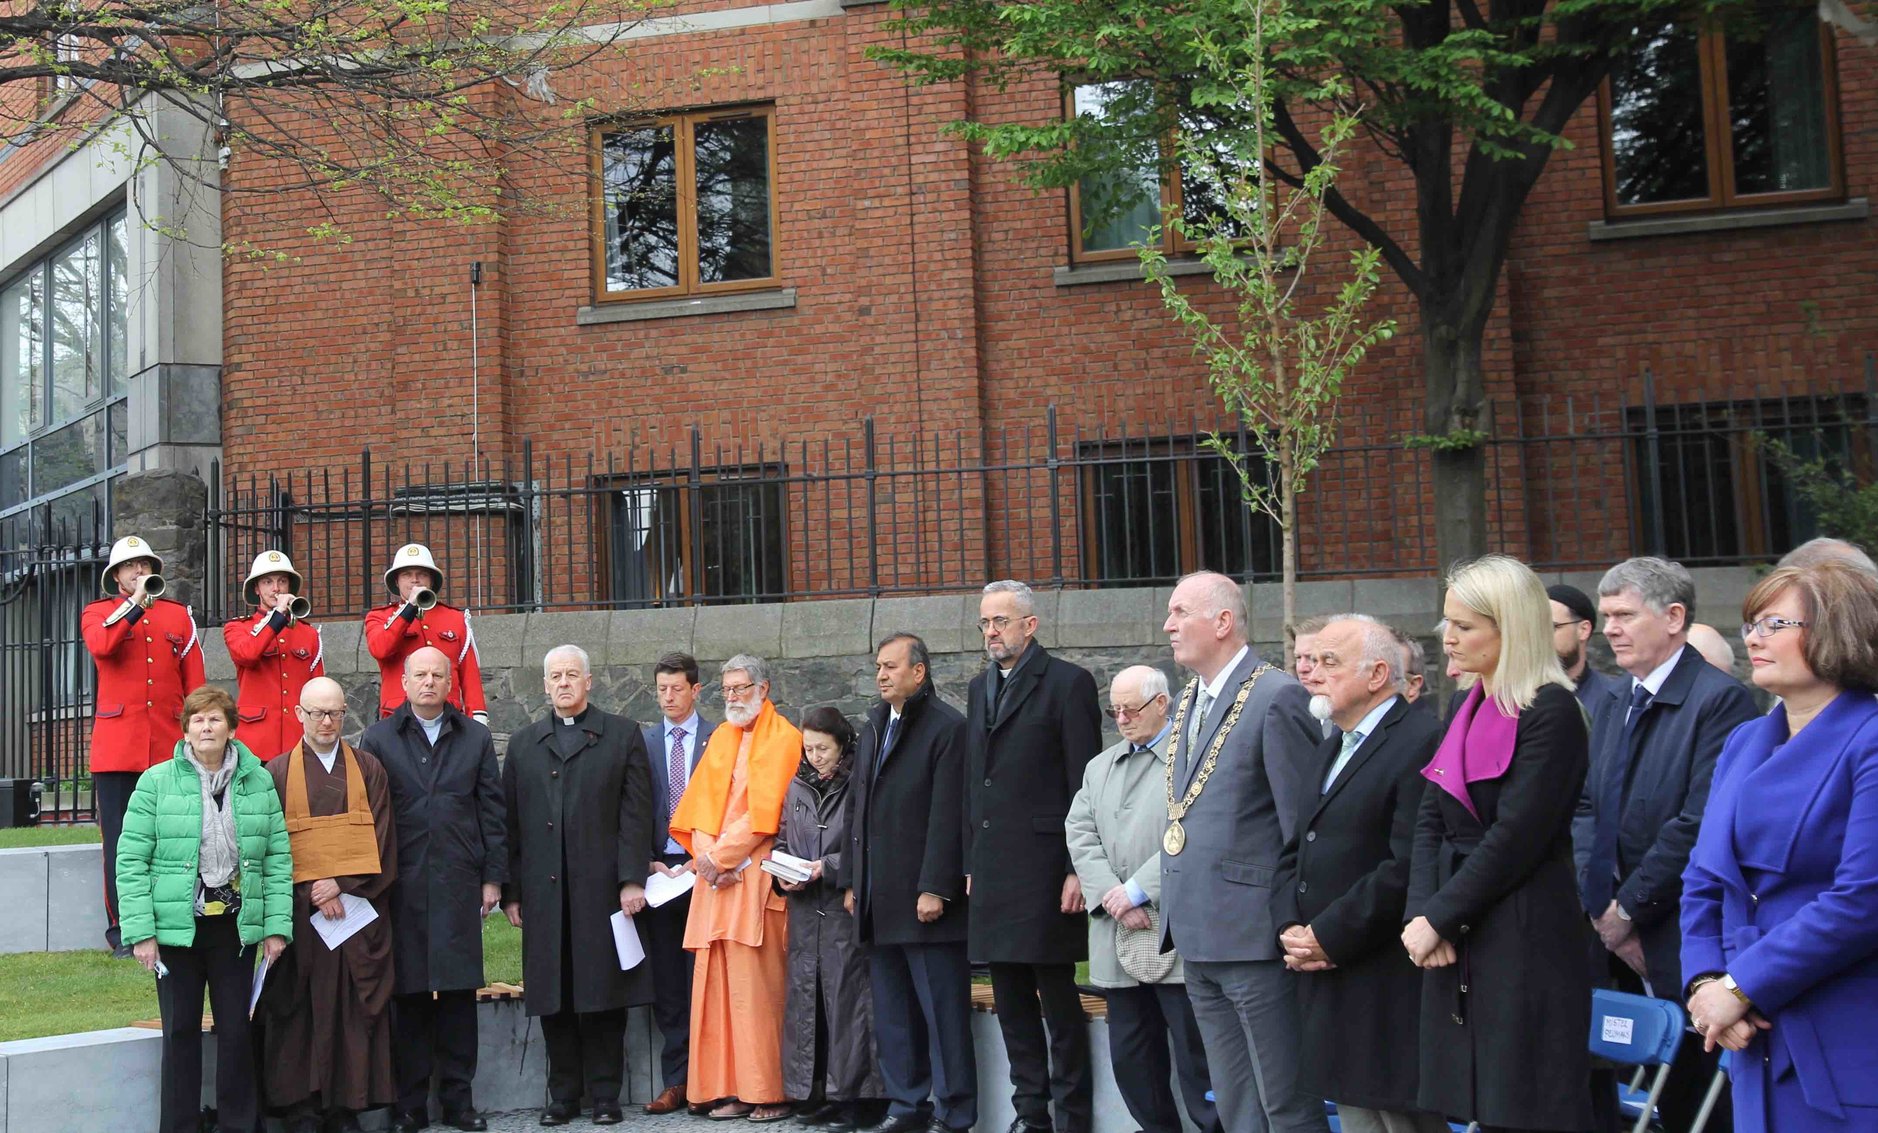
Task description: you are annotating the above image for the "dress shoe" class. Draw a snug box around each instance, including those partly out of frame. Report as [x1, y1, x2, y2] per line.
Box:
[110, 943, 135, 960]
[858, 1115, 928, 1133]
[646, 1084, 689, 1115]
[391, 1113, 429, 1133]
[1004, 1121, 1049, 1133]
[593, 1100, 625, 1125]
[538, 1101, 577, 1126]
[926, 1121, 967, 1133]
[793, 1101, 840, 1126]
[441, 1109, 488, 1132]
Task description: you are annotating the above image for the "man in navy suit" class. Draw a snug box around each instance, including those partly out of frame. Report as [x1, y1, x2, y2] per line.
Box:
[1573, 557, 1757, 1132]
[639, 652, 715, 1115]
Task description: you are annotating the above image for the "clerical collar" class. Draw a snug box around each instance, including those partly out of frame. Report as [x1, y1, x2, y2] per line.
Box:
[556, 706, 591, 727]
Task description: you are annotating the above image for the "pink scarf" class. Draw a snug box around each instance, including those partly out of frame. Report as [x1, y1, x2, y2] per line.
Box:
[1421, 684, 1520, 821]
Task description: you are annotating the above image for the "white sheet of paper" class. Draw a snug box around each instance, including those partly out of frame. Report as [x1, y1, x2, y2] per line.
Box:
[310, 893, 379, 951]
[247, 954, 273, 1019]
[645, 867, 694, 908]
[610, 910, 645, 970]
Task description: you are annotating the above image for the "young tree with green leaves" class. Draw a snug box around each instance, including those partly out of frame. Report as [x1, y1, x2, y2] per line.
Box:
[874, 0, 1846, 566]
[1135, 17, 1393, 637]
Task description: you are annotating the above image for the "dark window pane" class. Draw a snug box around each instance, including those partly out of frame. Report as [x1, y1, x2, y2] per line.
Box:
[31, 411, 105, 498]
[2, 270, 44, 447]
[608, 485, 682, 605]
[1, 447, 23, 510]
[1086, 459, 1179, 585]
[1727, 7, 1831, 195]
[109, 399, 127, 463]
[48, 481, 105, 543]
[1195, 454, 1279, 578]
[49, 233, 102, 424]
[601, 126, 681, 292]
[106, 214, 129, 388]
[1175, 111, 1260, 240]
[695, 478, 784, 599]
[693, 116, 773, 284]
[1072, 83, 1162, 252]
[1610, 23, 1711, 205]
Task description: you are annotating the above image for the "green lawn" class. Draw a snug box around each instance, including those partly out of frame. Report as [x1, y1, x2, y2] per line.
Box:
[0, 906, 526, 1043]
[0, 825, 101, 849]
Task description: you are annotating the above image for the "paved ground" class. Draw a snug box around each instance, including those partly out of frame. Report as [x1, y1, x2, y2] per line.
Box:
[479, 1111, 793, 1132]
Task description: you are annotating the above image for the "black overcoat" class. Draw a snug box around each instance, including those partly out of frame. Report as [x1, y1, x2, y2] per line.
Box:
[362, 703, 507, 995]
[501, 708, 657, 1016]
[1272, 696, 1440, 1113]
[841, 683, 968, 946]
[779, 772, 886, 1101]
[1407, 682, 1594, 1131]
[963, 645, 1103, 964]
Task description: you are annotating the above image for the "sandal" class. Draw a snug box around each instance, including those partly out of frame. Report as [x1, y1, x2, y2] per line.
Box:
[711, 1101, 756, 1120]
[749, 1105, 795, 1123]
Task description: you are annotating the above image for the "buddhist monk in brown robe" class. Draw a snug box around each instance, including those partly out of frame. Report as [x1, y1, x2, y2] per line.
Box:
[669, 654, 801, 1122]
[258, 676, 398, 1133]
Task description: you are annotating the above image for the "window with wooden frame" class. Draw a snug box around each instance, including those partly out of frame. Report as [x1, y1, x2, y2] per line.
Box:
[603, 464, 788, 606]
[1065, 82, 1251, 264]
[1600, 2, 1842, 217]
[591, 105, 779, 302]
[1079, 438, 1280, 585]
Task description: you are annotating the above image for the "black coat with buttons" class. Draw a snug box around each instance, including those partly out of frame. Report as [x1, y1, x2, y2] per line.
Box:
[1406, 681, 1594, 1130]
[499, 707, 656, 1016]
[1272, 695, 1440, 1113]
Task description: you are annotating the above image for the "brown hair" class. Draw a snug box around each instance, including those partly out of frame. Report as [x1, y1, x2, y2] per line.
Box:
[1289, 614, 1333, 639]
[180, 685, 238, 726]
[1742, 563, 1878, 692]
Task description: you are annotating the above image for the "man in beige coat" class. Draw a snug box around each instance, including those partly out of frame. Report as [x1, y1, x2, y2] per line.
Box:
[1065, 665, 1221, 1133]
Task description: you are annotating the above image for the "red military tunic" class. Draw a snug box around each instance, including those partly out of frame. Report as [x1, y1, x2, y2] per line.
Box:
[222, 611, 326, 760]
[362, 600, 486, 718]
[82, 596, 206, 773]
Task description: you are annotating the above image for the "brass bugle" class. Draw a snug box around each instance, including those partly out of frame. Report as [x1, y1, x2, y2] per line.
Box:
[412, 587, 438, 612]
[102, 574, 165, 627]
[288, 596, 311, 620]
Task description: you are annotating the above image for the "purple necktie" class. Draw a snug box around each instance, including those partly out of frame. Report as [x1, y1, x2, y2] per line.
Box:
[668, 726, 688, 819]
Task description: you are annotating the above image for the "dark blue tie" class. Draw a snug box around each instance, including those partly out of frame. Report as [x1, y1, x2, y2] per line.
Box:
[1625, 684, 1655, 732]
[876, 716, 899, 774]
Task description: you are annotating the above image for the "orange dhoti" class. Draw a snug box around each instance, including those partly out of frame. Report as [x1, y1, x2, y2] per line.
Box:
[672, 702, 801, 1106]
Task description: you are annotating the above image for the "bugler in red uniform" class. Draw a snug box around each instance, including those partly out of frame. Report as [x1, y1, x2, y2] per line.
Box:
[363, 543, 487, 720]
[223, 550, 325, 760]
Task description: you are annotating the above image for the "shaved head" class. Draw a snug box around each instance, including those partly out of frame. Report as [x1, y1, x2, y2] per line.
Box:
[405, 646, 451, 676]
[300, 676, 346, 709]
[403, 646, 452, 717]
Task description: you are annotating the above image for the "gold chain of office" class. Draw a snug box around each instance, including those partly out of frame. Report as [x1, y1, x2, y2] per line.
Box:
[1162, 664, 1273, 856]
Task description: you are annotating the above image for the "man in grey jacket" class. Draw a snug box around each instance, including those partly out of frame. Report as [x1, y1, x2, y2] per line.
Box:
[1159, 573, 1328, 1133]
[1066, 665, 1220, 1133]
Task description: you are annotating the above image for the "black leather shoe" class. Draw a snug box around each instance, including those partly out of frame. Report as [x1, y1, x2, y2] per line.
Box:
[391, 1113, 429, 1133]
[592, 1100, 625, 1125]
[1003, 1121, 1049, 1133]
[539, 1101, 577, 1126]
[858, 1115, 927, 1133]
[442, 1110, 488, 1132]
[926, 1121, 965, 1133]
[796, 1102, 844, 1126]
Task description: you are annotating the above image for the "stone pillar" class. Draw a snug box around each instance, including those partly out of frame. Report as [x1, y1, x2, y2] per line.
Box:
[112, 469, 209, 610]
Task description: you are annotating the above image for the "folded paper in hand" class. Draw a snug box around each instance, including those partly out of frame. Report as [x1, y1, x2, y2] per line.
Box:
[759, 851, 817, 885]
[311, 893, 378, 951]
[644, 867, 695, 907]
[610, 910, 645, 970]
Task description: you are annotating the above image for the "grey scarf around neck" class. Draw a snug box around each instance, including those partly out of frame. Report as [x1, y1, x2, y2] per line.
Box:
[185, 747, 241, 890]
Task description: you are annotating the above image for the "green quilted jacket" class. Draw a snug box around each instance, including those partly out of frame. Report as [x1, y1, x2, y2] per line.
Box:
[114, 739, 294, 947]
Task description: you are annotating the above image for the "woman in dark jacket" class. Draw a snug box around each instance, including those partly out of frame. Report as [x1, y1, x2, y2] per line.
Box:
[777, 707, 886, 1128]
[1404, 554, 1593, 1133]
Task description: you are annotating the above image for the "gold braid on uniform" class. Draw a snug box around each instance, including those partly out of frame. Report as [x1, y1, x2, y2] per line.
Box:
[1162, 665, 1273, 855]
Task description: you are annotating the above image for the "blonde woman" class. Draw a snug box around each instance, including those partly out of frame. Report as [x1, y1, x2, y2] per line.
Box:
[1403, 555, 1593, 1133]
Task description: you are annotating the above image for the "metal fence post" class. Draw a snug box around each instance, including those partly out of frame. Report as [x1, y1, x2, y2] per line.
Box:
[1641, 367, 1666, 556]
[1047, 406, 1063, 588]
[688, 427, 705, 607]
[864, 417, 880, 598]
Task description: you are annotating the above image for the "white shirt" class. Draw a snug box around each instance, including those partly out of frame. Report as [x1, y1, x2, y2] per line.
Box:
[661, 712, 702, 854]
[415, 710, 444, 746]
[1199, 644, 1253, 702]
[1628, 645, 1687, 724]
[306, 740, 340, 775]
[1324, 695, 1399, 793]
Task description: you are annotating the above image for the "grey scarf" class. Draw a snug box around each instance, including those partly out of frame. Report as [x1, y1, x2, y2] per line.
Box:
[184, 747, 240, 890]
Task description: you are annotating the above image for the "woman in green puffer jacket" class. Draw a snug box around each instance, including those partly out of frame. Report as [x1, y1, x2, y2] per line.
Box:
[116, 684, 293, 1133]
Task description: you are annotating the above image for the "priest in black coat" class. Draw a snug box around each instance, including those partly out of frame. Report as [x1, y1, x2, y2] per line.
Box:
[964, 581, 1103, 1133]
[1272, 617, 1449, 1133]
[500, 644, 657, 1127]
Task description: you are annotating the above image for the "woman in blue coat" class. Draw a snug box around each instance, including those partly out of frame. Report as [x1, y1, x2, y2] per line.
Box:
[1682, 560, 1878, 1132]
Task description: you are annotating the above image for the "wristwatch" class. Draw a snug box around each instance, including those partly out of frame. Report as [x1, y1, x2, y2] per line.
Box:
[1721, 974, 1752, 1006]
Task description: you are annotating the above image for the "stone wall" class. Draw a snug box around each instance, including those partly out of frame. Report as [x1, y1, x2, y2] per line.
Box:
[112, 469, 210, 609]
[197, 566, 1763, 749]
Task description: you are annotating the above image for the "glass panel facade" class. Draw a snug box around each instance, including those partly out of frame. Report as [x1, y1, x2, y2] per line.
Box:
[1072, 83, 1162, 253]
[1727, 5, 1831, 195]
[49, 233, 102, 425]
[1609, 22, 1711, 206]
[2, 270, 45, 448]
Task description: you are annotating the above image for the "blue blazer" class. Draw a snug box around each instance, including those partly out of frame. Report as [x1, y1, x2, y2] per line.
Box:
[1681, 691, 1878, 1131]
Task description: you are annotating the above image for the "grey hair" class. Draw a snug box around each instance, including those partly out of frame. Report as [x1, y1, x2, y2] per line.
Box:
[1177, 571, 1250, 637]
[542, 644, 591, 678]
[1113, 664, 1170, 700]
[1778, 537, 1878, 577]
[1326, 614, 1406, 692]
[1392, 625, 1428, 681]
[1599, 556, 1696, 617]
[981, 579, 1036, 615]
[722, 654, 770, 687]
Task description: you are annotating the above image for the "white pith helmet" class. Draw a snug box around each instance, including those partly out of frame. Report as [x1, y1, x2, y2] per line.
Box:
[243, 550, 304, 606]
[383, 543, 445, 596]
[102, 536, 163, 595]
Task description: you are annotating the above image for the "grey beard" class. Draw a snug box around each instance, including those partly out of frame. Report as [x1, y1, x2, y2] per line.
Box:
[725, 702, 758, 727]
[1308, 694, 1334, 722]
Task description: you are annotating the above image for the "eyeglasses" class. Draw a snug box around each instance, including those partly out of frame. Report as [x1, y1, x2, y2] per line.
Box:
[1741, 616, 1808, 640]
[1552, 620, 1586, 630]
[721, 682, 759, 698]
[1108, 696, 1163, 720]
[299, 708, 345, 722]
[976, 615, 1025, 632]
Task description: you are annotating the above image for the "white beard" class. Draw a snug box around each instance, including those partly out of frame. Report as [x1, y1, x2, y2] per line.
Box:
[725, 701, 758, 727]
[1308, 694, 1334, 722]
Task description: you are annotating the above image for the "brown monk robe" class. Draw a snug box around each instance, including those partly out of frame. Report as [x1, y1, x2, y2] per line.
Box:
[258, 739, 399, 1123]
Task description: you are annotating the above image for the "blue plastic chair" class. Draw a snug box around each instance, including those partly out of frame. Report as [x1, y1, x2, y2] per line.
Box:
[1588, 988, 1690, 1133]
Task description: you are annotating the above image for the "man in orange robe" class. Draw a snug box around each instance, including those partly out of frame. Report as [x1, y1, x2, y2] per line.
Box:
[669, 654, 800, 1123]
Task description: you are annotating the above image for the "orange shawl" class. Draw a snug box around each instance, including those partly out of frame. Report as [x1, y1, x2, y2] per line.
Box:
[669, 700, 801, 856]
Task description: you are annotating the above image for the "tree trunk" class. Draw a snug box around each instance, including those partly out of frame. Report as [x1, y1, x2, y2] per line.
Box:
[1280, 449, 1298, 653]
[1422, 306, 1491, 569]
